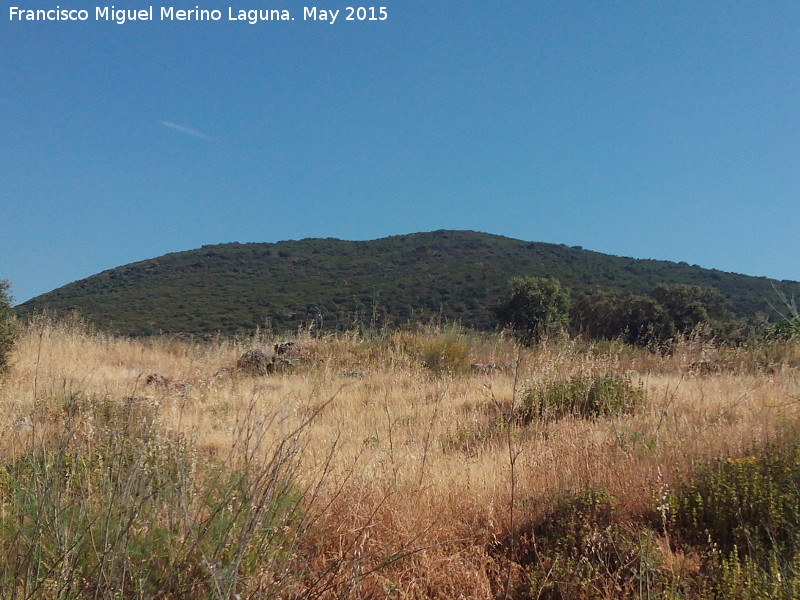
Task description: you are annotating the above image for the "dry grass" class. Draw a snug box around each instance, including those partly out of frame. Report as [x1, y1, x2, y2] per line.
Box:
[1, 317, 799, 598]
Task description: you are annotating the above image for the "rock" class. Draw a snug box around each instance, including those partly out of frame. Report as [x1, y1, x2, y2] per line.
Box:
[271, 355, 299, 372]
[171, 380, 191, 394]
[342, 369, 369, 378]
[236, 349, 273, 376]
[471, 362, 499, 375]
[687, 359, 721, 375]
[145, 372, 170, 387]
[235, 349, 299, 376]
[211, 366, 234, 380]
[145, 372, 190, 393]
[274, 342, 296, 356]
[11, 415, 32, 430]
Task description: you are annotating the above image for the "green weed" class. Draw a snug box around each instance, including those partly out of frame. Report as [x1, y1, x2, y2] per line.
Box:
[669, 441, 800, 598]
[525, 487, 672, 600]
[0, 393, 307, 599]
[421, 331, 471, 375]
[519, 373, 644, 423]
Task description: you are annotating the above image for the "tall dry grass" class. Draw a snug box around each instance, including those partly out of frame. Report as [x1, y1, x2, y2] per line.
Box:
[0, 316, 798, 598]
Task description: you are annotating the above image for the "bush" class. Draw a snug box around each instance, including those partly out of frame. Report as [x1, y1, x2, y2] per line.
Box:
[495, 276, 571, 345]
[0, 280, 16, 375]
[421, 331, 470, 375]
[670, 443, 800, 563]
[766, 286, 800, 341]
[669, 442, 800, 598]
[571, 284, 735, 347]
[571, 289, 674, 347]
[519, 373, 644, 423]
[0, 392, 307, 598]
[771, 316, 800, 340]
[526, 487, 668, 600]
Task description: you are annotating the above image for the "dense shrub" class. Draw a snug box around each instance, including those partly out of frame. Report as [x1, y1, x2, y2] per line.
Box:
[571, 284, 736, 347]
[652, 283, 732, 336]
[495, 276, 571, 345]
[519, 373, 644, 423]
[421, 330, 470, 375]
[522, 453, 800, 600]
[770, 315, 800, 340]
[670, 443, 800, 563]
[571, 289, 673, 347]
[669, 442, 800, 598]
[526, 487, 668, 600]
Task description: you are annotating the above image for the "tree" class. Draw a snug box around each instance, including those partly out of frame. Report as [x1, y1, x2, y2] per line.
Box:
[571, 284, 736, 348]
[571, 289, 637, 341]
[616, 293, 674, 347]
[0, 280, 17, 375]
[651, 283, 732, 337]
[771, 316, 800, 340]
[571, 289, 673, 347]
[768, 286, 800, 340]
[495, 276, 571, 345]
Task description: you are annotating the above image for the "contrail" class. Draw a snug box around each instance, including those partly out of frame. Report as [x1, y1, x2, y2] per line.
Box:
[161, 121, 209, 139]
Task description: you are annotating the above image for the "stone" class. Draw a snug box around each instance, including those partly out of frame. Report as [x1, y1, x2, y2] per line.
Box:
[274, 342, 296, 355]
[471, 362, 499, 375]
[236, 349, 273, 376]
[145, 372, 170, 387]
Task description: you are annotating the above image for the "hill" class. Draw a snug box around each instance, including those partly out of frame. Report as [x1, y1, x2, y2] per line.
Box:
[16, 230, 799, 336]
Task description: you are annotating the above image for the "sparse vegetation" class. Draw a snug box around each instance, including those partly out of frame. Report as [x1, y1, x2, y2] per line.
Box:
[0, 316, 799, 598]
[0, 280, 17, 375]
[2, 400, 301, 598]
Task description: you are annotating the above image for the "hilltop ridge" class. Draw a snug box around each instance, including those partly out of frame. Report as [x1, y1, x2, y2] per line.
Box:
[17, 230, 798, 335]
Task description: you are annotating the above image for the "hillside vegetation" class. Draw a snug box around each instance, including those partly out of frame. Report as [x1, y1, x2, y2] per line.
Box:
[17, 231, 800, 336]
[1, 317, 799, 598]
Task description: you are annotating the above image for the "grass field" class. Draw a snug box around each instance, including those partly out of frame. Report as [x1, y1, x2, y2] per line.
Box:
[1, 317, 799, 599]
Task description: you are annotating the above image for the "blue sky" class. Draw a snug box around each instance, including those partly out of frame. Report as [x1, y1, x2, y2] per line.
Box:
[2, 1, 799, 304]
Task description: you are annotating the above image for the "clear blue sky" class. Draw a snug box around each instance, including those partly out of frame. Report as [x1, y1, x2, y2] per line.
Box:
[2, 1, 799, 304]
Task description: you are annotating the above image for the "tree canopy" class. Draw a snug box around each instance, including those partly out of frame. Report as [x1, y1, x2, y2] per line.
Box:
[494, 276, 571, 345]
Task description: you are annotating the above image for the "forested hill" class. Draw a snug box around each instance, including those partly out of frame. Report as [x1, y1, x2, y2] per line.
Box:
[17, 230, 799, 336]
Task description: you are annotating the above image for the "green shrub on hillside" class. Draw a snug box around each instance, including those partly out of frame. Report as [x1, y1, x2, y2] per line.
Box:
[16, 232, 798, 337]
